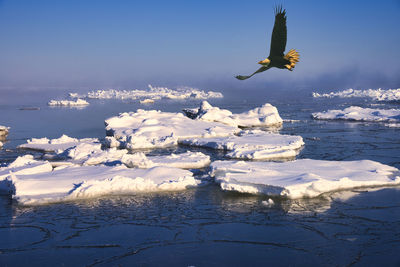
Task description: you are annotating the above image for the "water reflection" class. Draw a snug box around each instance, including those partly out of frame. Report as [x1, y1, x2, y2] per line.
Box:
[1, 186, 400, 265]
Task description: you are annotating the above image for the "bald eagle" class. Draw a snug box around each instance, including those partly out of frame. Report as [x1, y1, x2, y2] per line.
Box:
[236, 6, 299, 80]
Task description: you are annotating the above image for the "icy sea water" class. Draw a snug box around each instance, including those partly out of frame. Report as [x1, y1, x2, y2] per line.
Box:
[0, 87, 400, 266]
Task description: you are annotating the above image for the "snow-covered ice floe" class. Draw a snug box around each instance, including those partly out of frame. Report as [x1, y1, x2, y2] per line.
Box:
[0, 125, 9, 148]
[70, 84, 223, 102]
[184, 101, 283, 127]
[48, 99, 89, 106]
[18, 135, 100, 153]
[0, 156, 197, 205]
[0, 125, 9, 136]
[180, 130, 304, 160]
[105, 109, 239, 149]
[312, 88, 400, 101]
[122, 151, 211, 169]
[140, 99, 155, 104]
[210, 159, 400, 198]
[312, 106, 400, 123]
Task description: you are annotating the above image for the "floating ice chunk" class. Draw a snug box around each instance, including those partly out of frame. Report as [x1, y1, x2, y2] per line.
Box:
[72, 84, 223, 101]
[210, 159, 400, 198]
[105, 109, 239, 149]
[186, 101, 283, 127]
[312, 106, 400, 123]
[312, 88, 400, 101]
[385, 123, 400, 128]
[18, 135, 101, 153]
[0, 125, 9, 136]
[48, 99, 89, 106]
[140, 99, 155, 104]
[122, 151, 211, 169]
[2, 163, 197, 204]
[261, 199, 274, 207]
[180, 130, 304, 160]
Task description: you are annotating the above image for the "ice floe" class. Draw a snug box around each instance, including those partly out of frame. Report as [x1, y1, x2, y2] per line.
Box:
[180, 130, 304, 160]
[105, 109, 239, 149]
[312, 106, 400, 123]
[0, 125, 9, 136]
[312, 88, 400, 101]
[121, 151, 211, 169]
[140, 99, 155, 104]
[184, 101, 283, 127]
[70, 84, 223, 102]
[48, 99, 89, 106]
[0, 156, 197, 204]
[210, 159, 400, 198]
[18, 135, 100, 153]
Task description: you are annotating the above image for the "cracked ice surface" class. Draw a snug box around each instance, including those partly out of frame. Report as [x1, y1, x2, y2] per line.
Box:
[180, 130, 303, 160]
[312, 106, 400, 123]
[105, 109, 239, 149]
[210, 159, 400, 198]
[185, 101, 283, 127]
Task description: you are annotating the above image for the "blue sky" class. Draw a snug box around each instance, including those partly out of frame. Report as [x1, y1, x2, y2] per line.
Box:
[0, 0, 399, 90]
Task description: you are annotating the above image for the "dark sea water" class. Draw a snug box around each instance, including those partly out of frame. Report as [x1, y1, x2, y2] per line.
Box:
[0, 87, 400, 266]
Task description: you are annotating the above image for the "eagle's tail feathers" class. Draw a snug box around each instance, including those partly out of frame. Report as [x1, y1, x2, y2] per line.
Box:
[284, 49, 299, 70]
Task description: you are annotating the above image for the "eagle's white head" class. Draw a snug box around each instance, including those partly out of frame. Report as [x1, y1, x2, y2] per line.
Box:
[258, 58, 270, 66]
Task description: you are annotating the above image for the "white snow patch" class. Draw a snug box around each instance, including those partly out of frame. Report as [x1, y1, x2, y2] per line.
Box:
[312, 88, 400, 101]
[186, 101, 283, 127]
[48, 99, 89, 106]
[18, 135, 101, 153]
[210, 159, 400, 198]
[121, 151, 211, 169]
[180, 130, 304, 160]
[105, 109, 239, 149]
[0, 159, 197, 204]
[312, 106, 400, 123]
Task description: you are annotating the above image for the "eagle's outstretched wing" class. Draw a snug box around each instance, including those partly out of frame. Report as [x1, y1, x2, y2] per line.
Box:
[235, 66, 271, 80]
[269, 5, 287, 58]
